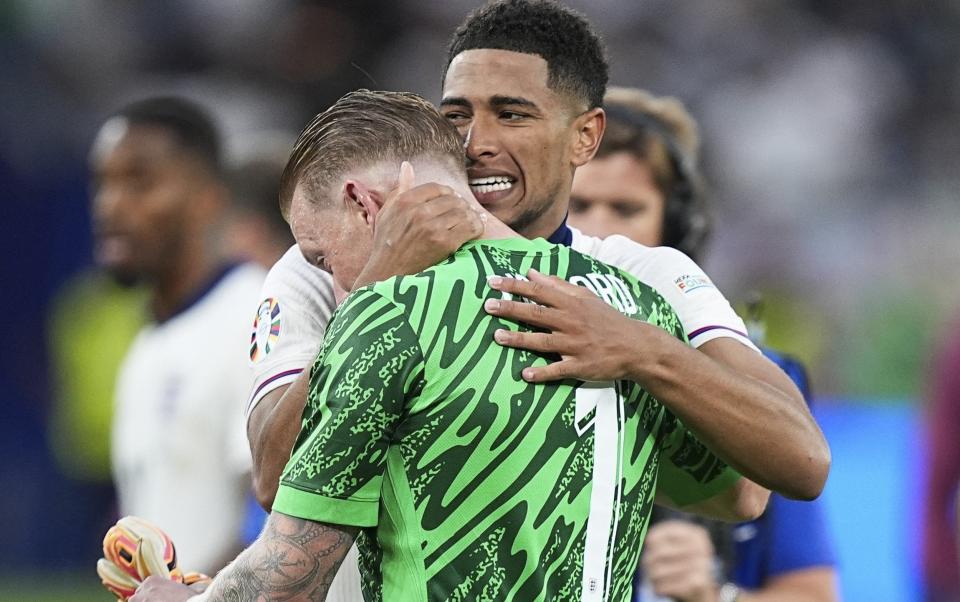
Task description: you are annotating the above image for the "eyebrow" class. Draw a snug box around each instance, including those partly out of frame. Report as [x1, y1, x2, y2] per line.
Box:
[439, 95, 540, 110]
[439, 97, 472, 108]
[489, 95, 538, 109]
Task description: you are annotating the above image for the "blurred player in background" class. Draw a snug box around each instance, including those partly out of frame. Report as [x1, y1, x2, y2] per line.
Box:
[135, 87, 768, 602]
[570, 86, 839, 602]
[923, 314, 960, 602]
[224, 147, 296, 270]
[90, 96, 265, 574]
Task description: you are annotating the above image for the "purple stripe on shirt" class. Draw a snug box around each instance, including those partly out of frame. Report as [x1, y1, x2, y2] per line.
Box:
[247, 368, 303, 412]
[688, 324, 749, 341]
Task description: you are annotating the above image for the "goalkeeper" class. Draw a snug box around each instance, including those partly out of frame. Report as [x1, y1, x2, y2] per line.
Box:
[132, 89, 771, 601]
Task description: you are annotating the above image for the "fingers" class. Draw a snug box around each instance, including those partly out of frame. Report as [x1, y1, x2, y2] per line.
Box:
[517, 360, 576, 383]
[492, 329, 559, 353]
[484, 297, 558, 329]
[398, 161, 415, 194]
[487, 270, 586, 308]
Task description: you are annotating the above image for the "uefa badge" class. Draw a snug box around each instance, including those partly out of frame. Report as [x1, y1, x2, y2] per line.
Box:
[250, 298, 281, 363]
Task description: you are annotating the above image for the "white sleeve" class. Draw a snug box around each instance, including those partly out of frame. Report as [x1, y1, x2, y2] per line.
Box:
[246, 247, 337, 421]
[581, 233, 759, 352]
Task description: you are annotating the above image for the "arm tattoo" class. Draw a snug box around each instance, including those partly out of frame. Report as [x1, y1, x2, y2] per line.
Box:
[199, 512, 356, 601]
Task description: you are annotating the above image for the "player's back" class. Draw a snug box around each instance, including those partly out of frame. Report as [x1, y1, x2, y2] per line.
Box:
[377, 237, 681, 602]
[277, 237, 735, 601]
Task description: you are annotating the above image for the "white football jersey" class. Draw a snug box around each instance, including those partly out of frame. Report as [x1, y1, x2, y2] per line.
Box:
[570, 227, 759, 352]
[112, 263, 265, 574]
[246, 245, 338, 420]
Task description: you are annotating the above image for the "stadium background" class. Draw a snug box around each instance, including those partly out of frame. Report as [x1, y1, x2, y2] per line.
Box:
[1, 1, 957, 599]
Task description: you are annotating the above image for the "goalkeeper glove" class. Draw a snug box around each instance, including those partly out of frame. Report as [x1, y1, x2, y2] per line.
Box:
[96, 516, 184, 600]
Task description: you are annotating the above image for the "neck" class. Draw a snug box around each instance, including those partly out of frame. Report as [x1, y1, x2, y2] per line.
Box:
[150, 234, 223, 322]
[479, 214, 520, 240]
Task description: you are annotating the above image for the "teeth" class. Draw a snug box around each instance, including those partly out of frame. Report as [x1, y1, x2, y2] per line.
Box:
[471, 181, 513, 194]
[469, 176, 514, 185]
[470, 176, 515, 195]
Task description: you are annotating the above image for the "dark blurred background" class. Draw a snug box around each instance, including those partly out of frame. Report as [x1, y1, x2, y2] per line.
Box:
[2, 1, 957, 599]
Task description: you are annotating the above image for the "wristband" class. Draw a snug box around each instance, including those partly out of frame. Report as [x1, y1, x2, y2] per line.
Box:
[719, 582, 741, 602]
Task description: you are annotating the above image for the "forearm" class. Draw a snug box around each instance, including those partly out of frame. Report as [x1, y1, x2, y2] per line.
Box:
[249, 372, 311, 510]
[630, 326, 829, 500]
[191, 512, 355, 602]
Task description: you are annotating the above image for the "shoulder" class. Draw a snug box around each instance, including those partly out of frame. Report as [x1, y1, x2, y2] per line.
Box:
[572, 227, 702, 284]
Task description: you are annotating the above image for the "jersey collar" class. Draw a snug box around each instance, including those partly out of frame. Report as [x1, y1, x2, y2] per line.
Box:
[547, 218, 573, 247]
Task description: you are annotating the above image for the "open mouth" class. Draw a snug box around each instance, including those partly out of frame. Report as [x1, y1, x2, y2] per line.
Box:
[469, 175, 516, 196]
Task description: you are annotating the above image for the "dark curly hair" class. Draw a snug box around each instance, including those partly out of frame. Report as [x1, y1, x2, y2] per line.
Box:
[445, 0, 608, 109]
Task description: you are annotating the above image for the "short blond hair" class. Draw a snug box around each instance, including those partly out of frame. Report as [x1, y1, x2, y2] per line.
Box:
[279, 89, 465, 219]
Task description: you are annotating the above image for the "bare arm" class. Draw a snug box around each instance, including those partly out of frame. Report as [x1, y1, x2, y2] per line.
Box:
[484, 271, 830, 501]
[655, 477, 769, 523]
[191, 511, 355, 602]
[633, 333, 828, 501]
[248, 371, 311, 510]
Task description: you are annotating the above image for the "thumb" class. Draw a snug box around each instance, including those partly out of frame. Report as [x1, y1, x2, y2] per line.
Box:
[397, 161, 415, 195]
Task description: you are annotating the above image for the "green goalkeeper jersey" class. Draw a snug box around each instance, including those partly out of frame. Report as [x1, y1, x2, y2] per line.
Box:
[273, 237, 740, 602]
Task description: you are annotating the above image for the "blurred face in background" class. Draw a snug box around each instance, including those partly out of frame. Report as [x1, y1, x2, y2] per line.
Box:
[441, 49, 595, 239]
[90, 120, 215, 285]
[570, 151, 666, 246]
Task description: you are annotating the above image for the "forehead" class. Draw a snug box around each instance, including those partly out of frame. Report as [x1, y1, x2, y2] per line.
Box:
[443, 49, 558, 105]
[575, 152, 660, 198]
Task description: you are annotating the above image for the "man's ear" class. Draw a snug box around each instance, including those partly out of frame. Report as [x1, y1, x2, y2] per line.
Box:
[570, 107, 606, 168]
[343, 180, 386, 226]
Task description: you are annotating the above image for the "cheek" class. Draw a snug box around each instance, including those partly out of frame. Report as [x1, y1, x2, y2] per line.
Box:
[626, 214, 663, 247]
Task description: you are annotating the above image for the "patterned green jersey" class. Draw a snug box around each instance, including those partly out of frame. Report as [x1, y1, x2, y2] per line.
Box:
[273, 237, 740, 602]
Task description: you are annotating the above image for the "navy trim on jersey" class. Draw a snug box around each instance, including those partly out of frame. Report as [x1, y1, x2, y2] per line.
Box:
[247, 368, 304, 414]
[547, 218, 573, 247]
[157, 263, 242, 324]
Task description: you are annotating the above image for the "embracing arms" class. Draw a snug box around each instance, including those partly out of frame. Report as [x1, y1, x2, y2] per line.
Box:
[484, 270, 830, 501]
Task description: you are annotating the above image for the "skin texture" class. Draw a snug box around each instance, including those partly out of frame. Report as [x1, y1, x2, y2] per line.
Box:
[90, 120, 226, 320]
[440, 49, 604, 240]
[569, 150, 666, 245]
[131, 512, 356, 601]
[248, 379, 303, 511]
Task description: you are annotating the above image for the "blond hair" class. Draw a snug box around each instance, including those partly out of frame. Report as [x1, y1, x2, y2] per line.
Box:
[279, 89, 465, 219]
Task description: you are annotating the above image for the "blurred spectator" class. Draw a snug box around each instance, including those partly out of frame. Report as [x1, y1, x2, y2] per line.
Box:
[923, 313, 960, 602]
[570, 86, 839, 601]
[90, 96, 265, 574]
[223, 140, 296, 269]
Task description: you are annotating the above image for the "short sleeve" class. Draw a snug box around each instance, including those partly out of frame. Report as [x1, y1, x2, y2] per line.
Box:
[656, 415, 742, 506]
[573, 230, 759, 352]
[245, 247, 337, 420]
[272, 288, 425, 528]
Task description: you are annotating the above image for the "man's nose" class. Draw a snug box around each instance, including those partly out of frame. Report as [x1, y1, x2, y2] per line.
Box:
[463, 118, 499, 161]
[92, 184, 129, 227]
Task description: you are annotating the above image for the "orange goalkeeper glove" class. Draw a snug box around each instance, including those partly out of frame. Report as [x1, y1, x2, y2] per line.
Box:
[97, 516, 209, 600]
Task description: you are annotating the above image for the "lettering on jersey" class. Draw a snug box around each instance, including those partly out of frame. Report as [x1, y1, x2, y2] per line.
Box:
[569, 273, 638, 314]
[674, 273, 714, 294]
[499, 273, 529, 302]
[249, 298, 282, 362]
